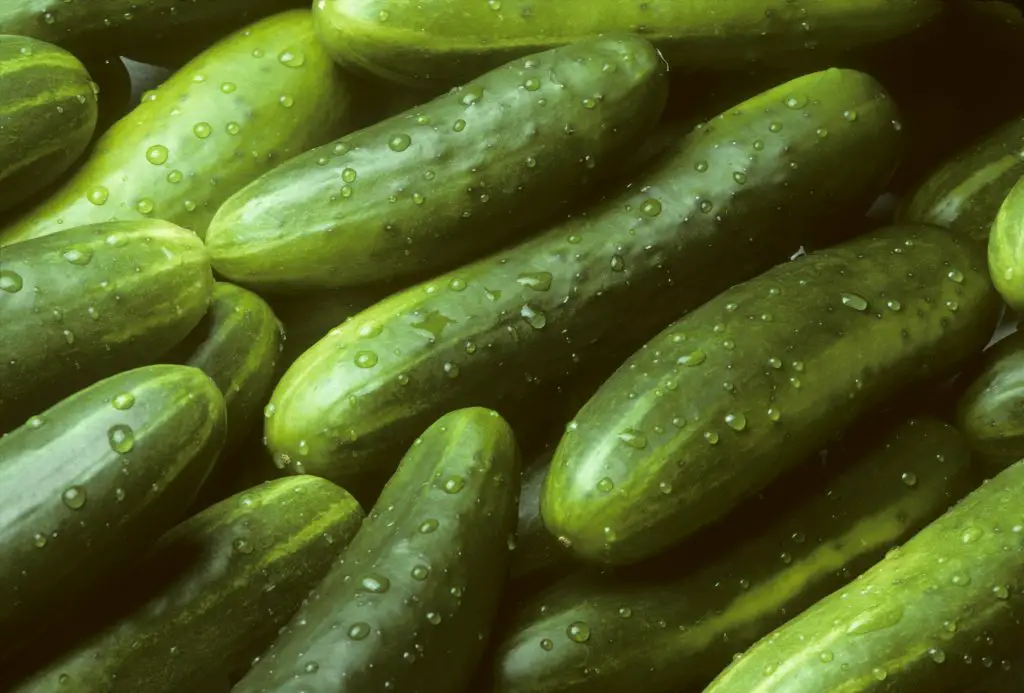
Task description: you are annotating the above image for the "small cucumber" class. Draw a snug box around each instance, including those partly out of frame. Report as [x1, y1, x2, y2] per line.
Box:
[232, 408, 520, 693]
[988, 174, 1024, 309]
[542, 224, 1000, 565]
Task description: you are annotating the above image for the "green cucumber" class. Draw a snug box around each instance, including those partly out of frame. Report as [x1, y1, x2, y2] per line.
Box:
[0, 365, 226, 650]
[0, 10, 357, 247]
[0, 219, 214, 433]
[511, 451, 568, 583]
[232, 407, 520, 693]
[704, 457, 1024, 693]
[264, 68, 903, 486]
[543, 224, 1000, 566]
[205, 35, 669, 291]
[492, 417, 976, 693]
[988, 174, 1024, 309]
[313, 0, 942, 87]
[0, 34, 97, 214]
[9, 476, 363, 693]
[897, 115, 1024, 243]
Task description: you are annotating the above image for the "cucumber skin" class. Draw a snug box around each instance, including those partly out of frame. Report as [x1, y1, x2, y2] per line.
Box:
[205, 35, 669, 291]
[233, 408, 520, 693]
[492, 417, 976, 693]
[10, 476, 363, 693]
[0, 365, 226, 650]
[313, 0, 942, 87]
[543, 224, 1000, 565]
[0, 10, 356, 247]
[705, 458, 1024, 693]
[0, 35, 98, 214]
[264, 68, 903, 485]
[988, 174, 1024, 309]
[0, 220, 214, 433]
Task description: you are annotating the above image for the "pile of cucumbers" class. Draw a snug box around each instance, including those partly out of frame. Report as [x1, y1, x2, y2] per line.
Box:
[2, 0, 1024, 691]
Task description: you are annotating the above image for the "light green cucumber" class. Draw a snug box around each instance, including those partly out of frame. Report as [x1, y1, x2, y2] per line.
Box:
[988, 174, 1024, 309]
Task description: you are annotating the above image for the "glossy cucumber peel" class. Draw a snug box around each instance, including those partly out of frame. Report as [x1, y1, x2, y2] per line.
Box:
[0, 365, 227, 651]
[9, 476, 363, 693]
[543, 224, 1001, 565]
[264, 68, 903, 485]
[492, 417, 976, 693]
[313, 0, 942, 87]
[0, 220, 214, 433]
[988, 174, 1024, 308]
[232, 408, 520, 693]
[704, 457, 1024, 693]
[0, 10, 356, 247]
[205, 35, 669, 291]
[0, 35, 97, 214]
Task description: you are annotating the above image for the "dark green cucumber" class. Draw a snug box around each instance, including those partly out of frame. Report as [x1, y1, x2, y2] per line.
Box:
[264, 68, 903, 485]
[988, 174, 1024, 309]
[511, 451, 569, 583]
[543, 224, 1000, 565]
[704, 458, 1024, 693]
[84, 56, 132, 138]
[0, 34, 97, 214]
[0, 365, 226, 650]
[10, 476, 363, 693]
[492, 417, 976, 693]
[0, 219, 214, 433]
[233, 407, 520, 693]
[897, 115, 1024, 243]
[0, 10, 357, 247]
[313, 0, 942, 87]
[205, 35, 669, 291]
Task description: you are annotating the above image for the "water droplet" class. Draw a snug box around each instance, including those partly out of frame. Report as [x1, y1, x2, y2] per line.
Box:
[27, 416, 44, 429]
[617, 429, 648, 449]
[233, 538, 254, 554]
[443, 362, 460, 378]
[115, 487, 126, 502]
[725, 412, 747, 431]
[566, 622, 591, 643]
[784, 94, 808, 108]
[219, 81, 237, 94]
[388, 133, 412, 152]
[929, 647, 946, 664]
[419, 519, 439, 533]
[453, 119, 466, 132]
[426, 611, 442, 625]
[278, 50, 305, 67]
[677, 350, 706, 367]
[443, 475, 465, 493]
[62, 246, 93, 265]
[961, 527, 983, 543]
[193, 122, 212, 139]
[225, 122, 241, 135]
[780, 552, 793, 564]
[705, 431, 720, 445]
[945, 300, 959, 312]
[993, 584, 1010, 600]
[411, 565, 430, 581]
[354, 351, 378, 368]
[699, 199, 714, 213]
[520, 303, 547, 329]
[872, 668, 887, 681]
[840, 293, 868, 311]
[947, 269, 964, 283]
[112, 393, 135, 410]
[33, 532, 47, 548]
[819, 650, 834, 663]
[136, 198, 155, 215]
[596, 477, 615, 493]
[516, 271, 553, 291]
[540, 638, 554, 650]
[843, 110, 859, 122]
[264, 403, 276, 419]
[108, 424, 135, 453]
[886, 299, 902, 312]
[87, 186, 109, 205]
[951, 573, 971, 586]
[523, 78, 540, 91]
[640, 199, 662, 217]
[62, 486, 86, 510]
[815, 128, 828, 139]
[900, 472, 917, 487]
[846, 603, 904, 635]
[145, 144, 169, 165]
[618, 607, 632, 618]
[360, 575, 390, 593]
[768, 122, 783, 133]
[348, 622, 371, 640]
[0, 269, 23, 293]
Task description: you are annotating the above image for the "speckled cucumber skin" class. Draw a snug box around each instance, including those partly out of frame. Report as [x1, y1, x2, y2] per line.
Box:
[232, 408, 520, 693]
[988, 174, 1024, 309]
[264, 68, 902, 485]
[313, 0, 943, 87]
[0, 219, 214, 433]
[542, 224, 1000, 565]
[0, 365, 226, 652]
[0, 10, 356, 247]
[9, 476, 363, 693]
[0, 35, 97, 214]
[704, 458, 1024, 693]
[492, 417, 976, 693]
[205, 35, 669, 291]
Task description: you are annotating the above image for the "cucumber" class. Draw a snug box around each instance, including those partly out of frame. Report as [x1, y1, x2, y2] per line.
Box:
[511, 451, 568, 583]
[313, 0, 942, 88]
[264, 68, 903, 486]
[0, 34, 98, 214]
[897, 115, 1024, 243]
[0, 10, 358, 247]
[0, 365, 226, 650]
[232, 407, 520, 693]
[491, 417, 976, 693]
[205, 35, 669, 292]
[0, 219, 214, 433]
[543, 224, 1001, 566]
[9, 476, 363, 693]
[703, 458, 1024, 693]
[988, 174, 1024, 309]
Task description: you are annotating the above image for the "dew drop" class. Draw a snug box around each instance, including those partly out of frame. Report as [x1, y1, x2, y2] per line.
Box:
[87, 186, 109, 205]
[732, 171, 747, 185]
[840, 293, 868, 311]
[62, 246, 93, 265]
[0, 270, 23, 293]
[596, 477, 615, 493]
[725, 412, 747, 431]
[278, 50, 305, 67]
[677, 350, 706, 367]
[61, 486, 86, 510]
[443, 475, 466, 493]
[901, 472, 917, 487]
[426, 612, 443, 625]
[145, 144, 169, 165]
[566, 622, 591, 643]
[419, 519, 439, 533]
[388, 133, 412, 152]
[193, 122, 212, 139]
[360, 575, 390, 593]
[233, 538, 254, 554]
[520, 303, 547, 329]
[112, 393, 135, 410]
[540, 638, 554, 650]
[348, 622, 371, 640]
[947, 269, 964, 283]
[705, 431, 720, 445]
[640, 199, 662, 217]
[617, 429, 648, 449]
[411, 565, 430, 581]
[354, 351, 379, 368]
[108, 424, 135, 453]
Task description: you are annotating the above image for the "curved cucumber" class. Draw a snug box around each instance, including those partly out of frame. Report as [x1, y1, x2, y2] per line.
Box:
[0, 365, 226, 649]
[0, 219, 214, 433]
[0, 10, 357, 247]
[205, 35, 668, 291]
[988, 174, 1024, 309]
[264, 68, 903, 485]
[704, 457, 1024, 693]
[232, 408, 520, 693]
[492, 417, 975, 693]
[543, 224, 1000, 565]
[10, 476, 363, 693]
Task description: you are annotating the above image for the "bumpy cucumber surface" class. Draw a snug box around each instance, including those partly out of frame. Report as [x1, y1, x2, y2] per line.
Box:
[205, 35, 668, 291]
[493, 417, 975, 693]
[704, 457, 1024, 693]
[988, 174, 1024, 309]
[264, 68, 902, 485]
[232, 408, 520, 693]
[0, 365, 226, 650]
[543, 224, 1000, 565]
[0, 219, 214, 433]
[10, 476, 363, 693]
[0, 10, 356, 247]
